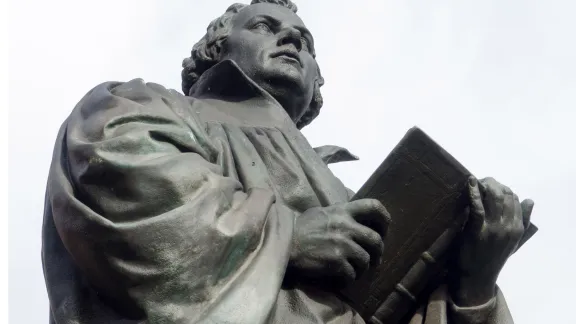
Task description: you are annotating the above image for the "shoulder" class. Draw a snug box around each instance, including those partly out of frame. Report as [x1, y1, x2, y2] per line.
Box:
[67, 79, 190, 139]
[72, 78, 189, 118]
[79, 79, 185, 109]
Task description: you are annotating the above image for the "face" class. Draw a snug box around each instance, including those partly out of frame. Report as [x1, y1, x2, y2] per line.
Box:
[220, 3, 319, 122]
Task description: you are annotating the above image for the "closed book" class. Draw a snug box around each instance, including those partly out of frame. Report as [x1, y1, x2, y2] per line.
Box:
[340, 127, 536, 323]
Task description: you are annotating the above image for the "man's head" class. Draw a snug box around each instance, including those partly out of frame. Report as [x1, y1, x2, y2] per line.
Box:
[182, 0, 324, 129]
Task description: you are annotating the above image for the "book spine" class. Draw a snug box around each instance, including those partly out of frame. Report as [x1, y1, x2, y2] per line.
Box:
[369, 222, 464, 324]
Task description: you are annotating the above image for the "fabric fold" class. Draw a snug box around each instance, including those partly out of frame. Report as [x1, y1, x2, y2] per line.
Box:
[42, 61, 516, 324]
[45, 79, 295, 323]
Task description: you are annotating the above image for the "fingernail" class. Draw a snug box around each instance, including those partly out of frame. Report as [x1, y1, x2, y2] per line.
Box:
[469, 177, 477, 187]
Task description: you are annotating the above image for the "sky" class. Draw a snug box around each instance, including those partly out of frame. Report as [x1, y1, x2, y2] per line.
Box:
[8, 0, 575, 323]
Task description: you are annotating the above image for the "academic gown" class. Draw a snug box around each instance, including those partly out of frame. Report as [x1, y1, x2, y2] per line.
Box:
[42, 60, 514, 324]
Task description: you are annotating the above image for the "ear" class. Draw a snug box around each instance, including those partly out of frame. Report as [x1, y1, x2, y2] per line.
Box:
[211, 38, 228, 62]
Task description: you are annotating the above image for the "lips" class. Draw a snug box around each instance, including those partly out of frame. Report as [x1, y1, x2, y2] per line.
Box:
[271, 50, 302, 66]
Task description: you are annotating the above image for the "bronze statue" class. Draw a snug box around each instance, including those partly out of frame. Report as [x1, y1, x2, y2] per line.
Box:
[42, 1, 533, 323]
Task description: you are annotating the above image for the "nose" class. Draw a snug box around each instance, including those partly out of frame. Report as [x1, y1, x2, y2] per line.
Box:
[277, 27, 302, 52]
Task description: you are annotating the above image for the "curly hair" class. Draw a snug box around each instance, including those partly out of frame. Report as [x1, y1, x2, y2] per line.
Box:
[181, 0, 324, 129]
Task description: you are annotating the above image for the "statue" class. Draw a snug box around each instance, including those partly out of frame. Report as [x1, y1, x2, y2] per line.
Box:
[42, 1, 534, 323]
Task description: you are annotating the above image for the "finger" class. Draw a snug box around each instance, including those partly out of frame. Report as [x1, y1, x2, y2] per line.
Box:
[342, 239, 371, 278]
[345, 199, 390, 238]
[502, 190, 516, 224]
[479, 177, 505, 223]
[346, 199, 390, 221]
[328, 258, 356, 286]
[512, 194, 525, 232]
[348, 222, 385, 266]
[520, 199, 534, 229]
[466, 176, 485, 233]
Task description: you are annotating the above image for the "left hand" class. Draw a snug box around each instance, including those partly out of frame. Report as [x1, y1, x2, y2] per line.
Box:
[452, 176, 534, 306]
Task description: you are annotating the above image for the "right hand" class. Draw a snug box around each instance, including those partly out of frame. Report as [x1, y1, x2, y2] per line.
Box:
[287, 199, 390, 287]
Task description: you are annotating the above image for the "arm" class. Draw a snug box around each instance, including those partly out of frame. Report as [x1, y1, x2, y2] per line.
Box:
[48, 79, 294, 323]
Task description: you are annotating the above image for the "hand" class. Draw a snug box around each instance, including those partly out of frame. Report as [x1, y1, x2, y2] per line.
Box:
[453, 176, 534, 306]
[287, 199, 390, 288]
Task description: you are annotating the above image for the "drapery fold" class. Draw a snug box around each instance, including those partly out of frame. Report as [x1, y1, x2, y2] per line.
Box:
[45, 79, 295, 323]
[43, 61, 514, 324]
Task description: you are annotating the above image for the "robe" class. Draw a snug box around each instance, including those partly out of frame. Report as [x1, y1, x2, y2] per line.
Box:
[42, 60, 514, 324]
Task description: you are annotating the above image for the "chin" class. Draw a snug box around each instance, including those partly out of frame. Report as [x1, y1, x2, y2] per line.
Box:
[263, 66, 306, 93]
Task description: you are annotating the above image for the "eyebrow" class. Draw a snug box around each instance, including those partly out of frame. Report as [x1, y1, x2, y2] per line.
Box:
[247, 15, 313, 40]
[246, 14, 315, 53]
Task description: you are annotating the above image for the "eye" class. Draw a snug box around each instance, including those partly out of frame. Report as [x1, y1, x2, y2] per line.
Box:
[300, 37, 310, 52]
[252, 22, 273, 34]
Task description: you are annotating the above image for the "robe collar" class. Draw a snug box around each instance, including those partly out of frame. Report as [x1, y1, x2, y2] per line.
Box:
[188, 60, 358, 165]
[188, 59, 282, 109]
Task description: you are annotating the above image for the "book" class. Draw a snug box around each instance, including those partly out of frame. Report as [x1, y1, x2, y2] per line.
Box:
[339, 127, 537, 324]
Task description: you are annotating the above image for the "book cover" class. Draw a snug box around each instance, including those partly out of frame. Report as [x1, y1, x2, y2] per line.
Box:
[340, 127, 536, 323]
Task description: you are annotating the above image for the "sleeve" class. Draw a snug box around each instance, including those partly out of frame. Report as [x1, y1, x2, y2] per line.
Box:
[448, 286, 514, 324]
[312, 146, 358, 201]
[409, 285, 514, 324]
[48, 79, 295, 323]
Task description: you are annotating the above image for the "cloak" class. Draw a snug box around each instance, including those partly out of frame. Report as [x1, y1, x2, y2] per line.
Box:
[42, 60, 514, 324]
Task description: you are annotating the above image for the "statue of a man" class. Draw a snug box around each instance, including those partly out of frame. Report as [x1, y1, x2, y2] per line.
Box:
[42, 1, 533, 323]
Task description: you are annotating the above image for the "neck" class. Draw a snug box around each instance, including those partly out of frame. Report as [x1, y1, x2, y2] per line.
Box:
[260, 80, 309, 123]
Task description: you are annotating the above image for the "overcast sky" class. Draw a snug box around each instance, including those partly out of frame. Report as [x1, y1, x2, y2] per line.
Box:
[9, 0, 575, 323]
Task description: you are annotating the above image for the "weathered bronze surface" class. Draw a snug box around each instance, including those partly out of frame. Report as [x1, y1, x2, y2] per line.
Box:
[42, 1, 535, 323]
